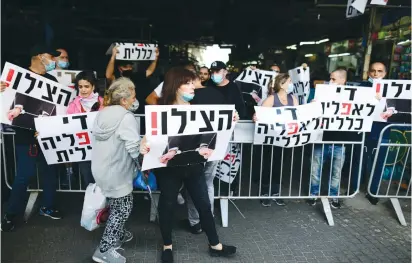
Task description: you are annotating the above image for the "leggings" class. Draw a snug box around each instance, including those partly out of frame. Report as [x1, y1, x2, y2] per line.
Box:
[99, 193, 133, 252]
[156, 163, 219, 246]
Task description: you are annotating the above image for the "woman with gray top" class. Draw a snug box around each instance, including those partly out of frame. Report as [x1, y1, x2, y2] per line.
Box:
[91, 77, 141, 263]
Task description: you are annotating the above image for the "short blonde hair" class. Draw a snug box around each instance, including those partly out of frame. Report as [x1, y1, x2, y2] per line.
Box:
[104, 77, 135, 106]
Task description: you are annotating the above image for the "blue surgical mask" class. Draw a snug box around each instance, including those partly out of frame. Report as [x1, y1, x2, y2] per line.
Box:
[287, 83, 294, 93]
[58, 60, 70, 69]
[181, 93, 194, 102]
[41, 57, 56, 72]
[128, 100, 139, 112]
[368, 76, 374, 83]
[211, 74, 224, 84]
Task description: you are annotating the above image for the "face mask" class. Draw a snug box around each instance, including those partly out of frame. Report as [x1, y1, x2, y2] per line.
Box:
[287, 83, 294, 93]
[368, 76, 374, 83]
[211, 74, 224, 84]
[128, 100, 139, 112]
[58, 60, 69, 69]
[121, 70, 133, 78]
[41, 57, 56, 72]
[181, 92, 194, 102]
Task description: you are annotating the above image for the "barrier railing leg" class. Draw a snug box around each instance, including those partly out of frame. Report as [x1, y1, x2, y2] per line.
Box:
[220, 199, 229, 227]
[149, 193, 160, 223]
[321, 197, 334, 226]
[390, 198, 407, 226]
[24, 191, 39, 222]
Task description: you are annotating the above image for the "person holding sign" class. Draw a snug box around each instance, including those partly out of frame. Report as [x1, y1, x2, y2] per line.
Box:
[253, 73, 298, 207]
[1, 45, 63, 232]
[140, 67, 236, 263]
[66, 71, 104, 187]
[90, 78, 140, 263]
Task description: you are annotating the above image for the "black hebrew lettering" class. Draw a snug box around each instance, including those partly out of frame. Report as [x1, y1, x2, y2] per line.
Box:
[57, 90, 72, 106]
[147, 49, 152, 59]
[41, 83, 57, 103]
[292, 134, 300, 145]
[352, 104, 364, 115]
[336, 117, 345, 129]
[321, 102, 326, 113]
[171, 108, 187, 134]
[366, 103, 375, 116]
[161, 111, 168, 134]
[62, 133, 75, 146]
[190, 111, 196, 121]
[354, 118, 363, 130]
[282, 136, 291, 147]
[57, 150, 69, 162]
[69, 149, 74, 154]
[298, 95, 304, 105]
[332, 101, 340, 115]
[56, 136, 61, 142]
[252, 71, 260, 85]
[199, 111, 214, 132]
[142, 49, 147, 60]
[136, 48, 141, 60]
[299, 120, 309, 132]
[41, 137, 56, 150]
[24, 73, 37, 94]
[392, 81, 403, 98]
[239, 70, 247, 81]
[344, 87, 356, 101]
[381, 83, 389, 97]
[264, 136, 274, 145]
[269, 124, 275, 130]
[276, 108, 282, 115]
[72, 115, 88, 130]
[218, 110, 232, 131]
[123, 48, 131, 59]
[87, 146, 92, 150]
[284, 107, 298, 120]
[12, 72, 23, 90]
[293, 83, 299, 94]
[37, 80, 43, 91]
[257, 123, 268, 134]
[301, 133, 311, 144]
[314, 118, 321, 129]
[345, 117, 354, 130]
[275, 123, 286, 135]
[63, 117, 69, 124]
[75, 147, 87, 160]
[321, 117, 330, 129]
[262, 74, 272, 86]
[405, 84, 411, 91]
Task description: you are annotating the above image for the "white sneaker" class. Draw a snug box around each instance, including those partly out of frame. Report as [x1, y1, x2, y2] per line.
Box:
[92, 247, 126, 263]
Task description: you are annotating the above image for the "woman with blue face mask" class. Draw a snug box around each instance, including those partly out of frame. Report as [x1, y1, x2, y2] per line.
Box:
[139, 67, 237, 263]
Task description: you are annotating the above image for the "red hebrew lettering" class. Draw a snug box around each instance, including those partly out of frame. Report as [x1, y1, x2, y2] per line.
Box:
[137, 43, 144, 46]
[5, 69, 14, 87]
[341, 103, 352, 115]
[76, 132, 91, 145]
[68, 85, 75, 89]
[287, 122, 299, 135]
[375, 83, 381, 93]
[151, 112, 158, 135]
[224, 154, 236, 163]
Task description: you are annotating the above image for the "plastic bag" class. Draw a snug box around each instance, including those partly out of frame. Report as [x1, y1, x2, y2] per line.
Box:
[133, 170, 157, 192]
[81, 183, 108, 231]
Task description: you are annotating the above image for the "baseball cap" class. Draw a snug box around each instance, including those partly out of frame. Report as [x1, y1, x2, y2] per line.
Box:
[210, 61, 227, 72]
[30, 45, 61, 57]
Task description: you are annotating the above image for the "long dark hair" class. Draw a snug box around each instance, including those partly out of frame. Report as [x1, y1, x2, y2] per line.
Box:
[268, 73, 290, 96]
[157, 67, 196, 105]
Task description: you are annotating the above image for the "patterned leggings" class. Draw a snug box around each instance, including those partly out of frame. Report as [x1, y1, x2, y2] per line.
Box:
[99, 193, 133, 252]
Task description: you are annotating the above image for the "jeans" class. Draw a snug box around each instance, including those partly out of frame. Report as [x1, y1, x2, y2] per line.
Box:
[310, 144, 345, 196]
[156, 163, 219, 246]
[7, 144, 57, 215]
[79, 161, 95, 187]
[186, 160, 218, 226]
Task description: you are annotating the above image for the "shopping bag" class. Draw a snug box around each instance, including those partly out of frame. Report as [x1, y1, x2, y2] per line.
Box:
[133, 170, 157, 192]
[81, 183, 108, 231]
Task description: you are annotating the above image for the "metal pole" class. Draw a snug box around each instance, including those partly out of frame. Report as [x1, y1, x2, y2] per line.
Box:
[362, 7, 377, 80]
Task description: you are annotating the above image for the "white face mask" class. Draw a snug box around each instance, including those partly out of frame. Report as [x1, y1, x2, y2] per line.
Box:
[128, 100, 139, 112]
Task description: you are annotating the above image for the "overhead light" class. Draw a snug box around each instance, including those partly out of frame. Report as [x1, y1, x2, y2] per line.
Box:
[220, 44, 234, 47]
[300, 41, 316, 45]
[305, 54, 314, 57]
[328, 53, 351, 58]
[286, 44, 297, 50]
[397, 39, 411, 45]
[315, 38, 329, 44]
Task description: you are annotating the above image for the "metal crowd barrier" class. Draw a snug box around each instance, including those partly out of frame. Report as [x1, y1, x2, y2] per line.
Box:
[368, 124, 411, 226]
[0, 116, 371, 227]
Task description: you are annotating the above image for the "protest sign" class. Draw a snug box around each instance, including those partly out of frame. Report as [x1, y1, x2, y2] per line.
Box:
[35, 112, 97, 164]
[254, 102, 324, 147]
[235, 69, 277, 105]
[142, 105, 235, 171]
[346, 0, 362, 18]
[106, 43, 157, 61]
[288, 66, 310, 105]
[0, 62, 76, 130]
[213, 143, 241, 184]
[315, 84, 379, 131]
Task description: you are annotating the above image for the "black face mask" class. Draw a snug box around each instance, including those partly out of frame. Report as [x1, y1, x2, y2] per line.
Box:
[121, 70, 133, 78]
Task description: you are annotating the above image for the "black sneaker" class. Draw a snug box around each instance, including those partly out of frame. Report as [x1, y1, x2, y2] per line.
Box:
[366, 194, 379, 205]
[260, 194, 271, 207]
[306, 198, 317, 206]
[209, 244, 237, 257]
[39, 207, 62, 220]
[1, 214, 15, 232]
[330, 199, 341, 209]
[272, 194, 286, 206]
[161, 248, 173, 263]
[189, 223, 203, 235]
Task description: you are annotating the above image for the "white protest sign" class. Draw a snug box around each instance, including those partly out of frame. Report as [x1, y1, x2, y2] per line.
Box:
[371, 0, 388, 5]
[106, 43, 157, 61]
[346, 0, 362, 18]
[351, 0, 368, 13]
[288, 66, 310, 105]
[254, 103, 324, 147]
[373, 79, 412, 123]
[0, 62, 76, 130]
[49, 70, 97, 88]
[142, 105, 236, 171]
[315, 84, 379, 131]
[213, 143, 241, 184]
[34, 112, 97, 164]
[235, 69, 277, 104]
